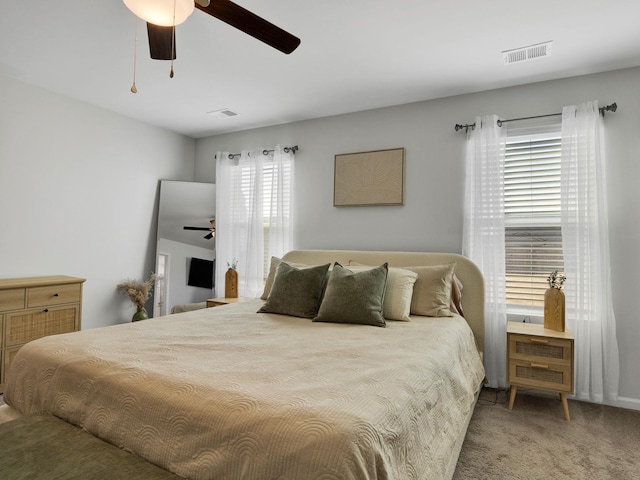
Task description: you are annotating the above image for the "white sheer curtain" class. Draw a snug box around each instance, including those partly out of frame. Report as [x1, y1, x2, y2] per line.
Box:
[561, 101, 619, 402]
[462, 115, 508, 388]
[215, 146, 294, 298]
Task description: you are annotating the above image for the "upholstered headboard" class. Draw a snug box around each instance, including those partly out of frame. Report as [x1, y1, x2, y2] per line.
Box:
[282, 250, 485, 353]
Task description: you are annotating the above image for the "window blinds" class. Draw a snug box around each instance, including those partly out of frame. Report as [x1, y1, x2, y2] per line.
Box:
[504, 134, 563, 307]
[238, 156, 293, 278]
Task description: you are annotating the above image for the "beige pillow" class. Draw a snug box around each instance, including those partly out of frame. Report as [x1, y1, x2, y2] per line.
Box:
[348, 264, 418, 321]
[405, 263, 456, 317]
[450, 275, 464, 316]
[262, 257, 291, 299]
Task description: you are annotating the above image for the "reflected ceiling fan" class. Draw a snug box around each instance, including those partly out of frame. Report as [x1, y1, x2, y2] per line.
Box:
[123, 0, 301, 61]
[183, 219, 216, 239]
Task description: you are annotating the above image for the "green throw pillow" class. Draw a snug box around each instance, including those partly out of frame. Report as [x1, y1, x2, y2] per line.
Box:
[258, 262, 331, 318]
[313, 263, 388, 327]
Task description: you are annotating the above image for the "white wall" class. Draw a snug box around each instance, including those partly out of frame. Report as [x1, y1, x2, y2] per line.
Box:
[0, 74, 196, 329]
[195, 67, 640, 408]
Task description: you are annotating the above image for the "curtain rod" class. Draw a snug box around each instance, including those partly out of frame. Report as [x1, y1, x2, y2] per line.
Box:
[216, 145, 299, 160]
[454, 103, 617, 133]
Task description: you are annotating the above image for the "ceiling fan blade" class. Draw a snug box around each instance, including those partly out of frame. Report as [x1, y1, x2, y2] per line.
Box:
[183, 226, 211, 231]
[147, 23, 176, 60]
[195, 0, 300, 54]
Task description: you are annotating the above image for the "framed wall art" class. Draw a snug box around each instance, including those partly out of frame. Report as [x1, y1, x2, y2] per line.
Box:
[334, 147, 405, 207]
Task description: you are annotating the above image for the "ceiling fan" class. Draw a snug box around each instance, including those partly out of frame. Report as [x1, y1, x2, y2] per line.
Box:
[183, 219, 216, 239]
[123, 0, 301, 61]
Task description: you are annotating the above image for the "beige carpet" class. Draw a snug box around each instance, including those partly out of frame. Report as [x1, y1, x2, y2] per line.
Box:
[454, 388, 640, 480]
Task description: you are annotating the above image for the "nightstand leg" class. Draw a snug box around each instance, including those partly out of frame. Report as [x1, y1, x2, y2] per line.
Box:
[508, 385, 517, 410]
[560, 393, 570, 422]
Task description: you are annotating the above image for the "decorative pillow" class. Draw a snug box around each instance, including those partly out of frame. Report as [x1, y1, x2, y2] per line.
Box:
[405, 263, 456, 317]
[450, 275, 464, 316]
[258, 262, 331, 318]
[313, 263, 388, 327]
[261, 257, 307, 300]
[347, 264, 417, 321]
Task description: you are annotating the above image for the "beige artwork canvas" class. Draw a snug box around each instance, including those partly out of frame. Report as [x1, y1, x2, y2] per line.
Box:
[334, 148, 405, 206]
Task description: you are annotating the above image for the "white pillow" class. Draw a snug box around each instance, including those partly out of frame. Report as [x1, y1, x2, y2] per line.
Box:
[347, 264, 418, 321]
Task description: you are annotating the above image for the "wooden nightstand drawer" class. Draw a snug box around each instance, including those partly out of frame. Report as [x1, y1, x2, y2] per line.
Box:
[509, 333, 572, 365]
[508, 358, 572, 393]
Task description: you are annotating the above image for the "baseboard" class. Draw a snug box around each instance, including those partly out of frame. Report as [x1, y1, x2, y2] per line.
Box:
[606, 396, 640, 412]
[568, 394, 640, 412]
[517, 388, 640, 412]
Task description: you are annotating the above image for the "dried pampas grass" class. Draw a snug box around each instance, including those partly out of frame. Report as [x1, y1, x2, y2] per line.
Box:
[117, 274, 156, 309]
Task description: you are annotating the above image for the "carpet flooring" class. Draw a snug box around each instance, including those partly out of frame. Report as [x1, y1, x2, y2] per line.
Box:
[0, 414, 180, 480]
[454, 388, 640, 480]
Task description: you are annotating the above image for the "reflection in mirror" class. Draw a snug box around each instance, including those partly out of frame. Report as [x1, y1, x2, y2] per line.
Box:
[155, 180, 216, 316]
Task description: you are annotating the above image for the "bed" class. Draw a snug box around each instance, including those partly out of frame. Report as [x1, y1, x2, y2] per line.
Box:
[2, 250, 485, 480]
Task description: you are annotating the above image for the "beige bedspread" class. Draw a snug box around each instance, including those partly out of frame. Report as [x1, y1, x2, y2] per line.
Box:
[5, 299, 484, 480]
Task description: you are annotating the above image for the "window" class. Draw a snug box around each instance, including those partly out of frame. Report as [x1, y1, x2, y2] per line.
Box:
[236, 159, 293, 278]
[261, 160, 292, 278]
[504, 129, 563, 308]
[220, 148, 294, 296]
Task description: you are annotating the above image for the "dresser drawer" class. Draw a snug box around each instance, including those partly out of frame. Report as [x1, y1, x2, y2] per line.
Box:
[508, 333, 572, 365]
[27, 283, 82, 308]
[509, 358, 573, 393]
[0, 288, 26, 312]
[4, 305, 79, 347]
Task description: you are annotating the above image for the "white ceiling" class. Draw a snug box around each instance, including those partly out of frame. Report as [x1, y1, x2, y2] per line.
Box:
[1, 1, 639, 139]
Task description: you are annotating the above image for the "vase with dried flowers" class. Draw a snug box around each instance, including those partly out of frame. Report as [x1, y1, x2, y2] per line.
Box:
[117, 274, 156, 321]
[544, 270, 566, 332]
[225, 258, 238, 298]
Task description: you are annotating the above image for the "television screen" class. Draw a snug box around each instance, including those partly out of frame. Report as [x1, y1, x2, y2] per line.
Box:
[187, 257, 214, 289]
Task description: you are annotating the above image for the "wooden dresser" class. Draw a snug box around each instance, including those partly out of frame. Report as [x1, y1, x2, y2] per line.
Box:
[0, 276, 85, 393]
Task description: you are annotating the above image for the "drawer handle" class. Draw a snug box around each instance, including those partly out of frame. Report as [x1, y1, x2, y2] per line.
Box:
[530, 363, 549, 369]
[54, 293, 60, 297]
[530, 338, 550, 345]
[43, 308, 49, 313]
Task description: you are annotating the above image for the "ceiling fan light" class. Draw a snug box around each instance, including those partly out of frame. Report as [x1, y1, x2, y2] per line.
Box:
[123, 0, 194, 26]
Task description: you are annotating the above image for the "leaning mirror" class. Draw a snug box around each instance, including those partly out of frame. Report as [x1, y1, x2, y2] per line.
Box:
[154, 180, 216, 316]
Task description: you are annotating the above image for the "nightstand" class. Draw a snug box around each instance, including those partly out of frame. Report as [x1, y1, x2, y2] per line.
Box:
[206, 297, 249, 308]
[507, 322, 574, 421]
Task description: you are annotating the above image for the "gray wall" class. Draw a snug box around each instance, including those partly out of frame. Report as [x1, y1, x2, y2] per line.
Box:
[195, 67, 640, 408]
[0, 74, 196, 329]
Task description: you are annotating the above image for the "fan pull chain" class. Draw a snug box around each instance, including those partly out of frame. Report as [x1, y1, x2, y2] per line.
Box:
[170, 30, 175, 79]
[170, 0, 176, 78]
[131, 17, 138, 93]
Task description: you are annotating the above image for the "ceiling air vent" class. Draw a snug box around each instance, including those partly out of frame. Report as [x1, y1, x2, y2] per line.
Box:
[207, 108, 239, 119]
[503, 41, 553, 65]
